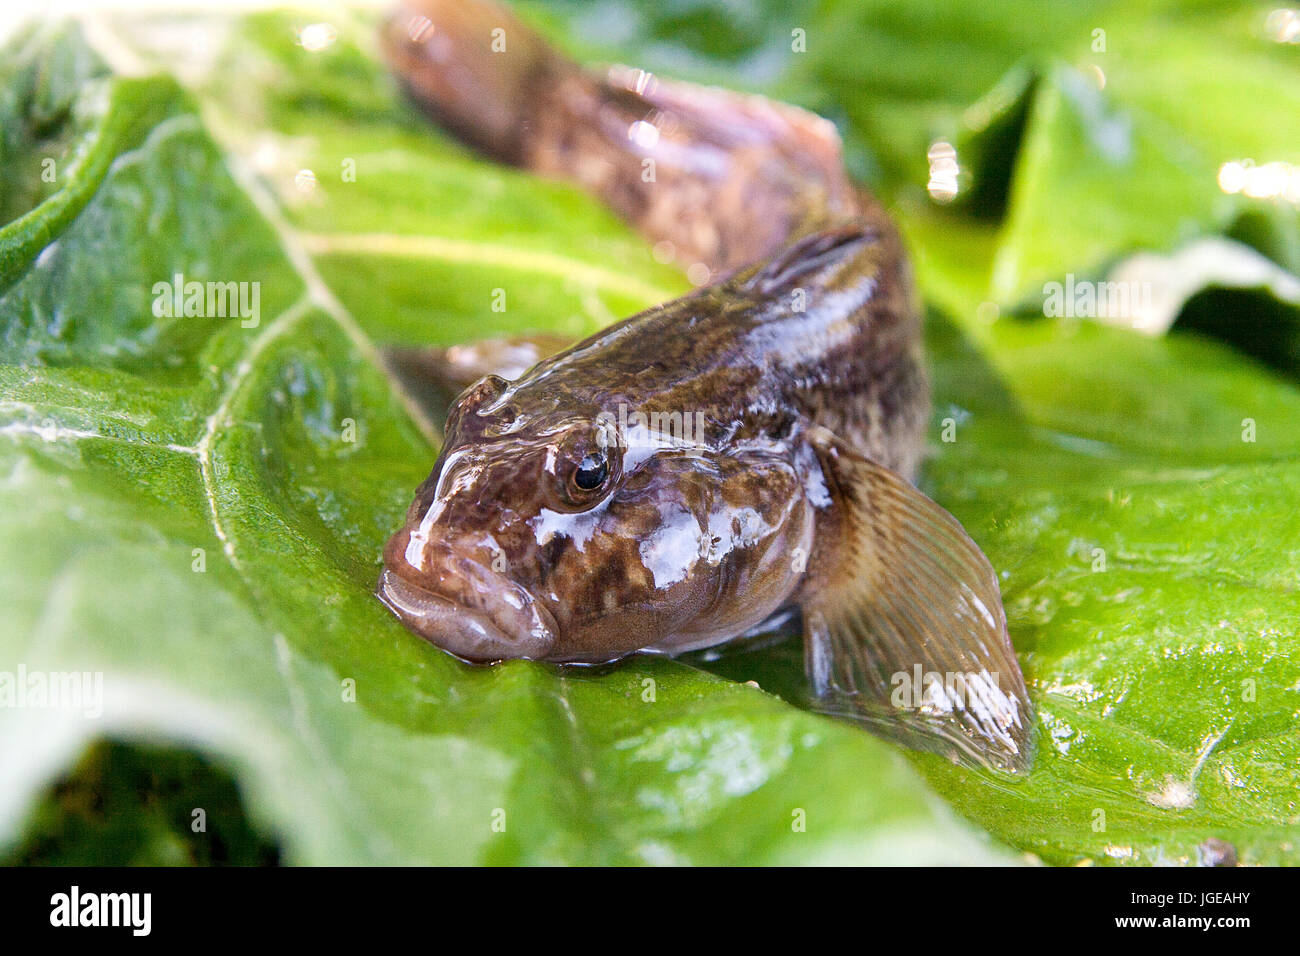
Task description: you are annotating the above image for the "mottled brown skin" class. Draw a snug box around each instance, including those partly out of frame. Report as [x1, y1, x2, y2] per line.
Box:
[378, 0, 1032, 770]
[382, 223, 927, 662]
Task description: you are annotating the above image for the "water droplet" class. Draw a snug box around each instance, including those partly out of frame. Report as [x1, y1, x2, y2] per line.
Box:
[926, 140, 960, 203]
[687, 263, 711, 286]
[1265, 8, 1300, 44]
[407, 15, 434, 43]
[1218, 160, 1247, 194]
[628, 120, 660, 150]
[298, 22, 337, 52]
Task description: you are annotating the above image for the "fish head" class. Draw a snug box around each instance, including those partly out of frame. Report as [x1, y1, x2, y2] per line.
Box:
[379, 375, 813, 663]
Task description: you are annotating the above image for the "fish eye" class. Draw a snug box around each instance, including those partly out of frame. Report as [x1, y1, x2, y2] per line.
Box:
[572, 452, 609, 491]
[552, 421, 619, 507]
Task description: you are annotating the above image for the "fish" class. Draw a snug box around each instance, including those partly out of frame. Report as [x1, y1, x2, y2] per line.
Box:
[376, 0, 1034, 773]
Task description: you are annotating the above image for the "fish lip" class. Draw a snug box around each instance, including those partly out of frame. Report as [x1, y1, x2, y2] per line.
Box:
[376, 566, 557, 662]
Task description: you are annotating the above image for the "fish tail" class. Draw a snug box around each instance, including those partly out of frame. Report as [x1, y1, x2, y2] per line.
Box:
[384, 0, 868, 276]
[382, 0, 570, 165]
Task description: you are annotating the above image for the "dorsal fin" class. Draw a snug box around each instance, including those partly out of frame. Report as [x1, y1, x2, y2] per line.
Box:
[741, 224, 878, 296]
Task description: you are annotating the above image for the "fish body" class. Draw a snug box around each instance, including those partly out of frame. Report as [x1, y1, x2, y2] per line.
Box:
[378, 0, 1033, 772]
[383, 223, 923, 661]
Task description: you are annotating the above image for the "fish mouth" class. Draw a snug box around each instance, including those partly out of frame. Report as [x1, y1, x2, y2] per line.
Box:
[376, 566, 558, 663]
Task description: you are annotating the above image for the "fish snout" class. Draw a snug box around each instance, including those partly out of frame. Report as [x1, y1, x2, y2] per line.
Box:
[378, 528, 558, 662]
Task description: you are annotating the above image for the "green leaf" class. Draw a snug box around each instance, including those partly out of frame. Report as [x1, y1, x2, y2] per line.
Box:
[0, 11, 1014, 865]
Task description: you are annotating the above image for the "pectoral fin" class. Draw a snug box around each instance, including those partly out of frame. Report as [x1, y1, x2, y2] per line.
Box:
[803, 427, 1033, 773]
